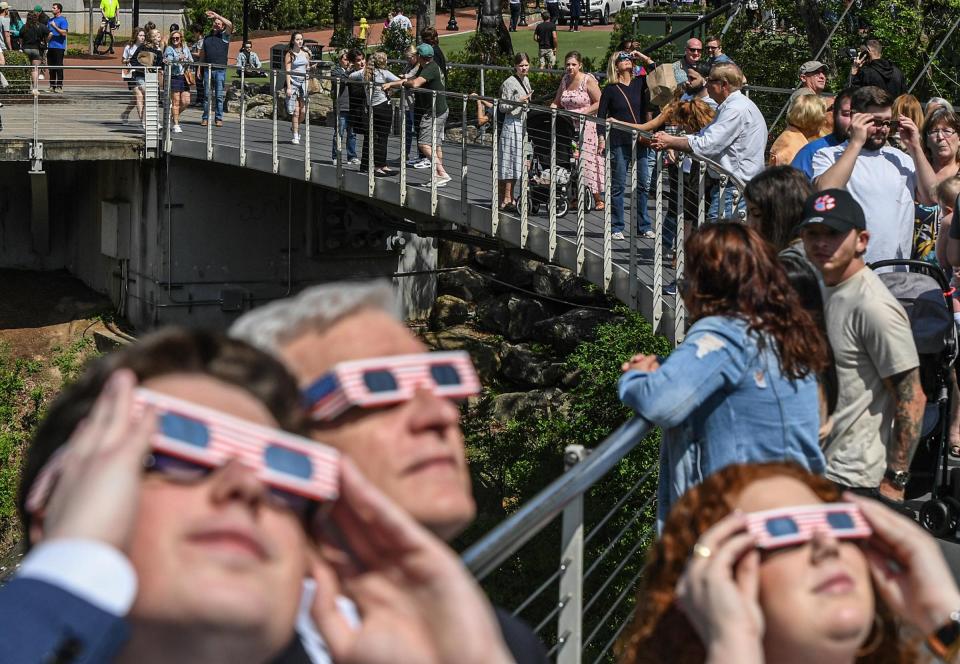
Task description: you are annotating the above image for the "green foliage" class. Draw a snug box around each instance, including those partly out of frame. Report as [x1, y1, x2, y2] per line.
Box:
[379, 23, 414, 59]
[0, 50, 31, 95]
[455, 308, 671, 653]
[51, 337, 96, 387]
[330, 25, 366, 50]
[184, 0, 243, 34]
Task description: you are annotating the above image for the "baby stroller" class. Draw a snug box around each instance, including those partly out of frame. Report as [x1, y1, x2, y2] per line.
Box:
[521, 110, 577, 217]
[872, 259, 959, 536]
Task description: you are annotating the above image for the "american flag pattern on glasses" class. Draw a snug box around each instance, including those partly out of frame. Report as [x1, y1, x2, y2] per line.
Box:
[303, 351, 481, 421]
[26, 387, 340, 515]
[745, 503, 872, 550]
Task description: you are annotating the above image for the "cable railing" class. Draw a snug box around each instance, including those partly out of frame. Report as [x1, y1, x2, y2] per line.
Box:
[157, 63, 745, 344]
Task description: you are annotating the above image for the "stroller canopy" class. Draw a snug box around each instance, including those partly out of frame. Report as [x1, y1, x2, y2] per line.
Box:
[878, 271, 955, 355]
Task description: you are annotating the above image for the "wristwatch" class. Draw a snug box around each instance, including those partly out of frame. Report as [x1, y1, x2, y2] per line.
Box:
[927, 610, 960, 661]
[884, 467, 911, 490]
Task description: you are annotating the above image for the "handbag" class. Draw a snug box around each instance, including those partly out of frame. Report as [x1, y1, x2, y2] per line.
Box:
[184, 68, 196, 85]
[646, 62, 678, 108]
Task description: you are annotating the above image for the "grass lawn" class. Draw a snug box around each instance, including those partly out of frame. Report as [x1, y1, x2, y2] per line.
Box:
[440, 27, 613, 65]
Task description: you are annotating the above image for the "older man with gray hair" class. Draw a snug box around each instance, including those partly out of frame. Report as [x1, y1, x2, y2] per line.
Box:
[650, 62, 767, 220]
[230, 280, 548, 664]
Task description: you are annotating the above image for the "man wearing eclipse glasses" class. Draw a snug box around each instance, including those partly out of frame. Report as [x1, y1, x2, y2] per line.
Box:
[813, 85, 938, 266]
[231, 280, 549, 663]
[4, 329, 514, 664]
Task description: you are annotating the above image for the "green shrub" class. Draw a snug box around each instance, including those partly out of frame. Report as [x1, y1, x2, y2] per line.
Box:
[379, 22, 414, 59]
[0, 50, 31, 95]
[184, 0, 243, 34]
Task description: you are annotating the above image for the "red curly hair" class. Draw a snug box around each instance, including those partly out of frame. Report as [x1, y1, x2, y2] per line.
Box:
[683, 222, 828, 380]
[617, 462, 915, 664]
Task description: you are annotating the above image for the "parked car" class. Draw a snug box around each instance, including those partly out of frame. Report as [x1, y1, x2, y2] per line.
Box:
[558, 0, 626, 24]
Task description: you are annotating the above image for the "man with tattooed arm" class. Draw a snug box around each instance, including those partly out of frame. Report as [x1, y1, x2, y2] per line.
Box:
[799, 189, 926, 505]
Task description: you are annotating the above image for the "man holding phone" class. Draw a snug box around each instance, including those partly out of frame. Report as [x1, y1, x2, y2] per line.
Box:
[850, 39, 906, 98]
[813, 85, 937, 265]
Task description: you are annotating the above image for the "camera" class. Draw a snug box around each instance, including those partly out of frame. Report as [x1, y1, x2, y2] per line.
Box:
[846, 48, 858, 59]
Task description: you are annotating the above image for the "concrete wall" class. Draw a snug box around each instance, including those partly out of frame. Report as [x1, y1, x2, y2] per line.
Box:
[0, 157, 438, 331]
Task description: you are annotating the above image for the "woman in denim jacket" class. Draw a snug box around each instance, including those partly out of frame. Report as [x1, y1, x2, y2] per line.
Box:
[619, 223, 829, 529]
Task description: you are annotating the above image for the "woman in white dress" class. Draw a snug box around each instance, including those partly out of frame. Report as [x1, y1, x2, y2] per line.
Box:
[498, 52, 533, 212]
[285, 32, 311, 145]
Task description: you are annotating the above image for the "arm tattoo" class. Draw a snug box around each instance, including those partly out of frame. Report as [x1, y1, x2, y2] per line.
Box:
[884, 368, 926, 470]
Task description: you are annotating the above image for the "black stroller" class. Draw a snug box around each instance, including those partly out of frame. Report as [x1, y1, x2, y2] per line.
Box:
[872, 259, 959, 536]
[521, 110, 577, 217]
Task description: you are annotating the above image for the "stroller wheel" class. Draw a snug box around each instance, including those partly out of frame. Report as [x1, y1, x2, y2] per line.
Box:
[557, 199, 569, 217]
[920, 499, 959, 538]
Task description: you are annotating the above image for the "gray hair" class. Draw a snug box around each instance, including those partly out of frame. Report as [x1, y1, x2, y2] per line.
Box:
[928, 97, 954, 112]
[229, 280, 400, 352]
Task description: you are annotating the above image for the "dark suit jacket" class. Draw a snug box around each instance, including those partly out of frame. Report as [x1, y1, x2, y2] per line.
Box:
[0, 577, 129, 663]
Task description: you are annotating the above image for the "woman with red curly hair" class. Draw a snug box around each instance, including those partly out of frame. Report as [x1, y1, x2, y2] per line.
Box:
[619, 223, 829, 527]
[619, 462, 960, 664]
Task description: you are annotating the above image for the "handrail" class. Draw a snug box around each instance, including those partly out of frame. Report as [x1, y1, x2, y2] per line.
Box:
[462, 416, 652, 580]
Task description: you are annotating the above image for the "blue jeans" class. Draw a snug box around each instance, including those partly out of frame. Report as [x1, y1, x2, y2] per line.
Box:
[610, 142, 650, 235]
[331, 111, 358, 160]
[708, 183, 745, 222]
[201, 68, 226, 121]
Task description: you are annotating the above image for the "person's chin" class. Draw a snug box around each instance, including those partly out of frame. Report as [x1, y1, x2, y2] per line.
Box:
[408, 490, 476, 540]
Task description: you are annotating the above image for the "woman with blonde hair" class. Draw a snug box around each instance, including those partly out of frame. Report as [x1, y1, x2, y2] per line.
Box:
[768, 94, 826, 165]
[349, 50, 403, 175]
[163, 29, 193, 133]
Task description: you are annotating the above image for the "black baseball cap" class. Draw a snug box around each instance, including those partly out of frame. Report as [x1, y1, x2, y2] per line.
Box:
[799, 188, 866, 233]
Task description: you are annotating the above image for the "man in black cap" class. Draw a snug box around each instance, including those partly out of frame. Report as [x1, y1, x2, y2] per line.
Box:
[800, 189, 925, 506]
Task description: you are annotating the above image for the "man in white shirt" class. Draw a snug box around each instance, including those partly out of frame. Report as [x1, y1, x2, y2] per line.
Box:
[651, 62, 767, 219]
[389, 6, 412, 31]
[813, 85, 937, 265]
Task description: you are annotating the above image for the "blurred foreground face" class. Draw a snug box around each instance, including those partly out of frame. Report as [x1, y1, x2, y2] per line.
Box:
[280, 308, 476, 540]
[736, 477, 874, 661]
[127, 373, 307, 652]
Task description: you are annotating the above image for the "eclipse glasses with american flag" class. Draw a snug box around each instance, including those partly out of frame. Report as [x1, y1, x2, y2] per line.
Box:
[302, 351, 481, 422]
[745, 503, 872, 550]
[27, 388, 340, 516]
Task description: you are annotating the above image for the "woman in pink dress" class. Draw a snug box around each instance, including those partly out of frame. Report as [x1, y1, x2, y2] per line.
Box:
[552, 50, 605, 209]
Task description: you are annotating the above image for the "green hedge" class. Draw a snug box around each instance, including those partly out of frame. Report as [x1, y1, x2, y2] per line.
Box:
[1, 50, 31, 95]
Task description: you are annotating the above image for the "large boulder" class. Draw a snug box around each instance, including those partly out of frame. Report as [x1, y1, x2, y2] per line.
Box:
[489, 388, 573, 422]
[420, 324, 502, 383]
[532, 264, 609, 306]
[500, 342, 566, 388]
[429, 295, 470, 330]
[533, 308, 624, 353]
[471, 250, 540, 289]
[438, 268, 490, 302]
[477, 293, 551, 341]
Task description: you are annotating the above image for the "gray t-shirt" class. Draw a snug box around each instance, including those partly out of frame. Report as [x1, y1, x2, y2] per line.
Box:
[349, 68, 400, 107]
[821, 266, 919, 488]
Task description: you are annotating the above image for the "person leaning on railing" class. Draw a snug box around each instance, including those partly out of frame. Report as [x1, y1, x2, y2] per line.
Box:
[401, 43, 451, 187]
[618, 223, 829, 529]
[619, 461, 960, 664]
[348, 51, 403, 176]
[330, 49, 359, 164]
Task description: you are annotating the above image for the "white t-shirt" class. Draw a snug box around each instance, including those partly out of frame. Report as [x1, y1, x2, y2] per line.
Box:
[389, 13, 412, 30]
[812, 141, 917, 266]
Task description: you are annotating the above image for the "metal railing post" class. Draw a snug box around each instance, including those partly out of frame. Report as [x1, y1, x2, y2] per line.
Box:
[575, 119, 586, 275]
[548, 108, 557, 261]
[399, 86, 407, 205]
[368, 80, 375, 196]
[491, 98, 500, 236]
[304, 83, 312, 181]
[697, 160, 706, 230]
[653, 152, 664, 334]
[144, 68, 160, 158]
[430, 91, 438, 216]
[205, 64, 213, 160]
[519, 102, 529, 248]
[460, 95, 468, 220]
[271, 67, 279, 174]
[239, 65, 246, 167]
[163, 63, 173, 152]
[602, 122, 612, 291]
[674, 164, 685, 343]
[556, 444, 585, 664]
[479, 67, 485, 97]
[628, 131, 639, 308]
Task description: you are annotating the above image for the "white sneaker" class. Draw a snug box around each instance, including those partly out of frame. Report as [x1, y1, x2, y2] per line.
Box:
[406, 157, 421, 166]
[435, 175, 452, 187]
[413, 158, 432, 169]
[39, 73, 44, 80]
[641, 230, 656, 239]
[292, 135, 300, 145]
[612, 231, 626, 241]
[348, 157, 361, 165]
[172, 124, 182, 133]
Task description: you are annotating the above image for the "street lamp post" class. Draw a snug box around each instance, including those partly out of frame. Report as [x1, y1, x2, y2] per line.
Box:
[446, 0, 458, 30]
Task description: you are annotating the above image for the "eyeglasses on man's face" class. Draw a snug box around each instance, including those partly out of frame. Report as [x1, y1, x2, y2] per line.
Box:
[687, 47, 702, 53]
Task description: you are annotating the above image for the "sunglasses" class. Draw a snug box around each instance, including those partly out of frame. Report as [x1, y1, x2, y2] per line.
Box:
[687, 47, 702, 53]
[745, 503, 871, 551]
[871, 119, 899, 129]
[616, 51, 633, 61]
[303, 351, 481, 422]
[27, 388, 340, 519]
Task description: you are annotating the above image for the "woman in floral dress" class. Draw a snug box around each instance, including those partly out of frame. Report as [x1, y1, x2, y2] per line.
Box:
[552, 50, 604, 210]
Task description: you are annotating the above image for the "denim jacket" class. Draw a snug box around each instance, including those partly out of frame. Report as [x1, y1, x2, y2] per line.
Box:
[618, 315, 824, 529]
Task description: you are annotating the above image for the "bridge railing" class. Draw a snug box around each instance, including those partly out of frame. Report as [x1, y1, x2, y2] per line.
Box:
[172, 63, 745, 343]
